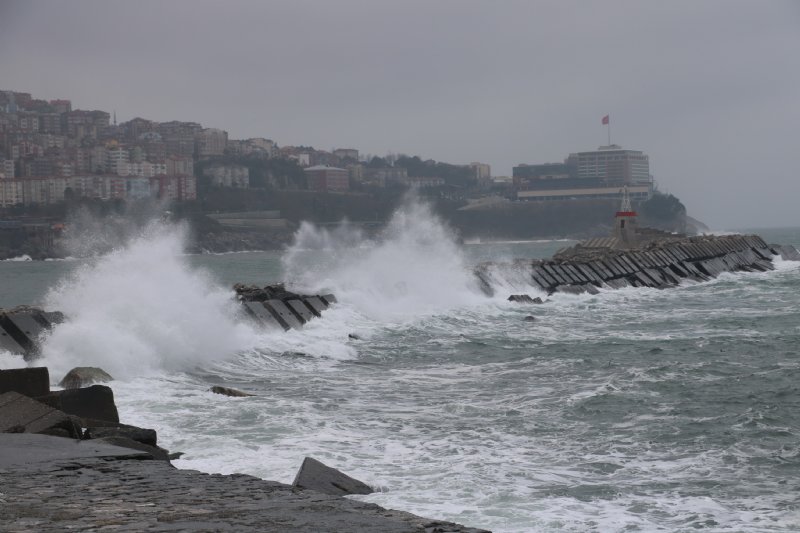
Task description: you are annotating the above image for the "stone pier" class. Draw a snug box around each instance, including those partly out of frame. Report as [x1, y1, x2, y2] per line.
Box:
[476, 234, 800, 296]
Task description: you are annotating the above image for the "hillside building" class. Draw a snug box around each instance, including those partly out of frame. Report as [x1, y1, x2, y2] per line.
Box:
[566, 144, 650, 184]
[304, 165, 349, 192]
[514, 144, 653, 202]
[203, 164, 249, 188]
[469, 162, 491, 182]
[195, 128, 228, 158]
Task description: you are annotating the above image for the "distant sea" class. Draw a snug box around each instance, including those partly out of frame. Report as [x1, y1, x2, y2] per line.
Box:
[1, 206, 798, 533]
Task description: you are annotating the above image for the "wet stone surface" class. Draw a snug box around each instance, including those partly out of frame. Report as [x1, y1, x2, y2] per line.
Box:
[0, 436, 488, 533]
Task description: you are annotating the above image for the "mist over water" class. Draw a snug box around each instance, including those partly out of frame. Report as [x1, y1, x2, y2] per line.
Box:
[282, 199, 485, 321]
[60, 198, 175, 258]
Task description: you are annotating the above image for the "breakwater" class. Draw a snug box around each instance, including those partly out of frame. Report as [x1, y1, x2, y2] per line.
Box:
[0, 285, 337, 361]
[0, 365, 489, 532]
[475, 234, 800, 296]
[235, 283, 337, 331]
[0, 436, 488, 532]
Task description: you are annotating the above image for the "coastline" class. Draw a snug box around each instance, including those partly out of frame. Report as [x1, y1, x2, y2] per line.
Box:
[0, 362, 491, 532]
[0, 434, 489, 532]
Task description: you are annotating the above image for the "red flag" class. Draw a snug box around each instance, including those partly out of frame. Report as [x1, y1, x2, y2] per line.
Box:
[602, 115, 609, 125]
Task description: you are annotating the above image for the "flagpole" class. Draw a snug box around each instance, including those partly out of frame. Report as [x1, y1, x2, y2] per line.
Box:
[607, 116, 611, 145]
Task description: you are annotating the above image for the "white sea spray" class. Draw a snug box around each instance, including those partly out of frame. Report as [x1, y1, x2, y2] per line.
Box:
[282, 197, 488, 321]
[40, 221, 259, 379]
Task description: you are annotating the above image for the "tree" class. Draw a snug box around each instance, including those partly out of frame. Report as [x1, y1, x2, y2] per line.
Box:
[640, 192, 686, 221]
[367, 156, 389, 168]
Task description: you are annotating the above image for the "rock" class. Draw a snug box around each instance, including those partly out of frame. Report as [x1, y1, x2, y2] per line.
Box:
[93, 436, 170, 461]
[555, 284, 587, 295]
[0, 367, 50, 398]
[168, 451, 185, 460]
[58, 367, 113, 389]
[37, 384, 119, 424]
[210, 385, 255, 397]
[348, 333, 362, 340]
[523, 315, 537, 322]
[292, 456, 373, 496]
[0, 391, 82, 438]
[583, 283, 601, 295]
[508, 294, 543, 304]
[84, 424, 157, 447]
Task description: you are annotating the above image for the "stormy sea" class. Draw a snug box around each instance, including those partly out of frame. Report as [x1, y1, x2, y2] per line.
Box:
[1, 202, 798, 533]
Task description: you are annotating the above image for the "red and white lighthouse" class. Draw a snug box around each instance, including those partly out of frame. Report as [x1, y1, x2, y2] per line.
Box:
[614, 186, 638, 248]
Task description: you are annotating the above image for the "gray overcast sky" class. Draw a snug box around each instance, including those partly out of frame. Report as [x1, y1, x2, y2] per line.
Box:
[1, 0, 799, 229]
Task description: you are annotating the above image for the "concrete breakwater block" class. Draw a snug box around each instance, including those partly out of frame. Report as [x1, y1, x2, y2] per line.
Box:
[236, 284, 338, 331]
[0, 308, 64, 360]
[0, 433, 154, 468]
[751, 259, 774, 272]
[0, 311, 47, 357]
[0, 367, 50, 398]
[84, 424, 158, 447]
[37, 384, 119, 424]
[286, 299, 314, 323]
[531, 265, 556, 288]
[242, 301, 286, 330]
[264, 299, 304, 330]
[0, 367, 175, 464]
[666, 262, 689, 278]
[0, 391, 82, 438]
[0, 326, 26, 355]
[565, 264, 589, 283]
[774, 244, 800, 261]
[92, 436, 170, 461]
[292, 456, 374, 496]
[303, 296, 328, 317]
[574, 264, 601, 285]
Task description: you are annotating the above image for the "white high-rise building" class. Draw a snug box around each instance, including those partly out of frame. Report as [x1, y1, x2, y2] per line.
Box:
[106, 147, 129, 171]
[566, 145, 650, 184]
[1, 159, 15, 179]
